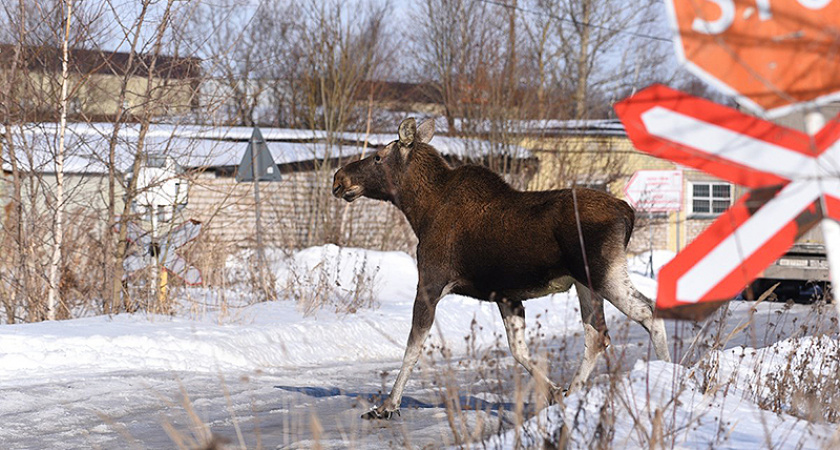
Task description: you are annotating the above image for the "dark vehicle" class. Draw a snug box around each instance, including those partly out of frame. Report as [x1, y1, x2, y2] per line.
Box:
[742, 242, 831, 303]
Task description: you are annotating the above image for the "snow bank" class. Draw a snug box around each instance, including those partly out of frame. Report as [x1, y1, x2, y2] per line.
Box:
[0, 245, 590, 388]
[710, 335, 840, 421]
[0, 245, 835, 449]
[489, 356, 833, 449]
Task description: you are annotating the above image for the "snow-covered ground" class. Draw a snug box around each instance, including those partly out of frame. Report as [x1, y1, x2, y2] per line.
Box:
[0, 246, 837, 449]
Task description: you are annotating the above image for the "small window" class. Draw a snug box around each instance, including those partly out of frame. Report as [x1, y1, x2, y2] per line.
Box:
[575, 182, 608, 192]
[69, 98, 82, 114]
[691, 182, 732, 215]
[147, 154, 167, 168]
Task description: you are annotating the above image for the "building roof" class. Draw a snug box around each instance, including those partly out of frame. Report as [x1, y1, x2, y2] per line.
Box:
[522, 119, 627, 137]
[354, 81, 443, 105]
[0, 44, 201, 79]
[1, 122, 531, 175]
[441, 118, 628, 138]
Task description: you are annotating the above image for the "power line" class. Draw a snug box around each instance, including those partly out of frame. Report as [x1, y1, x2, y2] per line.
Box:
[479, 0, 673, 44]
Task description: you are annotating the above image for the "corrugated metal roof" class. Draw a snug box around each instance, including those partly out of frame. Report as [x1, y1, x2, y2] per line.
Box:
[1, 123, 531, 174]
[518, 119, 627, 136]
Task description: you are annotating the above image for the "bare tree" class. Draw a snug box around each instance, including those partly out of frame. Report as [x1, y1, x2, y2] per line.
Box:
[1, 0, 107, 321]
[413, 0, 507, 134]
[296, 0, 389, 134]
[185, 0, 264, 126]
[46, 0, 74, 320]
[257, 1, 302, 128]
[288, 0, 392, 245]
[0, 0, 29, 324]
[181, 0, 302, 127]
[525, 0, 667, 119]
[0, 0, 203, 320]
[101, 0, 157, 314]
[110, 0, 187, 314]
[520, 0, 564, 118]
[0, 0, 107, 48]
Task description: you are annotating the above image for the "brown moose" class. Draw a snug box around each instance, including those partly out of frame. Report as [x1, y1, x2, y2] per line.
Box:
[332, 118, 671, 419]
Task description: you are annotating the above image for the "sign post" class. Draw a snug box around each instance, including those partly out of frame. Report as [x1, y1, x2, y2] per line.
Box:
[236, 126, 281, 300]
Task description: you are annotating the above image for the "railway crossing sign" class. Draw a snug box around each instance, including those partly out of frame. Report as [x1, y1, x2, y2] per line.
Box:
[665, 0, 840, 116]
[615, 84, 840, 319]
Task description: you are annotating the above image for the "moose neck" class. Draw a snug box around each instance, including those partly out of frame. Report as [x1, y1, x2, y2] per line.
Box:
[395, 146, 450, 236]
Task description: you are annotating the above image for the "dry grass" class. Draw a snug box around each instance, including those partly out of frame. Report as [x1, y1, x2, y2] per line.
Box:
[3, 203, 838, 448]
[78, 289, 836, 450]
[281, 248, 380, 317]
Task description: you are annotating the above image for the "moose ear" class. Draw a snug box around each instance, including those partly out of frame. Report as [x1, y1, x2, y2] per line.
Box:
[416, 119, 435, 144]
[398, 118, 417, 146]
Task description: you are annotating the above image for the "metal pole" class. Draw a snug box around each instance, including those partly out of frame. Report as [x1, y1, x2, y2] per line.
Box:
[807, 112, 840, 315]
[150, 205, 160, 307]
[251, 134, 269, 298]
[252, 135, 264, 257]
[648, 210, 655, 278]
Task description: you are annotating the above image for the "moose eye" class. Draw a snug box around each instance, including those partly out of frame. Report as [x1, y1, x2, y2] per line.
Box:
[374, 154, 382, 163]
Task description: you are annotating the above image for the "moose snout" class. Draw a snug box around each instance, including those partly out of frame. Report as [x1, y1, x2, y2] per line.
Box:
[332, 170, 362, 202]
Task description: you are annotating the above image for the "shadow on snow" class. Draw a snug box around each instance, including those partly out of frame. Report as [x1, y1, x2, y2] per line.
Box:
[274, 385, 535, 417]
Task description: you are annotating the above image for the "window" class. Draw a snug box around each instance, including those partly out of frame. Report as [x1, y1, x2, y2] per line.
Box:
[691, 182, 732, 215]
[69, 98, 82, 115]
[575, 182, 608, 192]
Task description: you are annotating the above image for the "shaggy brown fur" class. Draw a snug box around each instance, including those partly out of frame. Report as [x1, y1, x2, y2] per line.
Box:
[333, 118, 670, 420]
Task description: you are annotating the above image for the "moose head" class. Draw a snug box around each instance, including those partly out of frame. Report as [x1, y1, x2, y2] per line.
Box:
[332, 118, 435, 204]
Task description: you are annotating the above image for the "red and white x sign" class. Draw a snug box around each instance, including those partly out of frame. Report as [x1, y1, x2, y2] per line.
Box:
[615, 84, 840, 319]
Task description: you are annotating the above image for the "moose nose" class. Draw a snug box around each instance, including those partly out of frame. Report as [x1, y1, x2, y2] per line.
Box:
[332, 172, 345, 198]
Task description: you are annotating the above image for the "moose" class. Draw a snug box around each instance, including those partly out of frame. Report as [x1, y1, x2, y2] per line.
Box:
[332, 118, 671, 419]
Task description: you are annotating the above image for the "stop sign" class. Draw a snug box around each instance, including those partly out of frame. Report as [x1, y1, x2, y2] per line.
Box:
[666, 0, 840, 116]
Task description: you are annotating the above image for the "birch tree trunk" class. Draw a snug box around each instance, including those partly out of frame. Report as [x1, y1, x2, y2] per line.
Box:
[47, 0, 73, 320]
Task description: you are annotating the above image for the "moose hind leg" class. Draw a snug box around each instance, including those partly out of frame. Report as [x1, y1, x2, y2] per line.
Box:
[497, 300, 562, 400]
[567, 282, 610, 394]
[599, 265, 671, 362]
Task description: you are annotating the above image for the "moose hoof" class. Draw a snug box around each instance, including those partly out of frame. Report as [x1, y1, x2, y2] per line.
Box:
[361, 407, 400, 420]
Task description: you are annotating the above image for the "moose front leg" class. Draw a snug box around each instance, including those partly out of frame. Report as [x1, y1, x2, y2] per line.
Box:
[363, 288, 439, 419]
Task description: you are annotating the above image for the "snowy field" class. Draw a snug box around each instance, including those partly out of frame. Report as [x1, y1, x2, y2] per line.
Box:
[0, 246, 838, 449]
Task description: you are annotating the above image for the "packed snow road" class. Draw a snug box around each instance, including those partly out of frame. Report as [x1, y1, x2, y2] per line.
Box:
[0, 299, 834, 449]
[0, 247, 836, 448]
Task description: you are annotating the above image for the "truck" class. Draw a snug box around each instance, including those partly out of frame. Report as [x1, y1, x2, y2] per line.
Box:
[743, 226, 831, 303]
